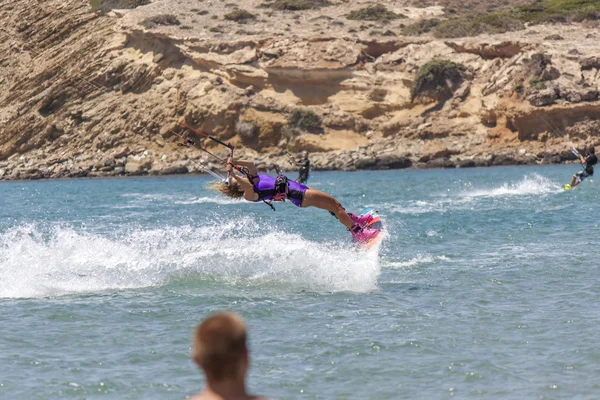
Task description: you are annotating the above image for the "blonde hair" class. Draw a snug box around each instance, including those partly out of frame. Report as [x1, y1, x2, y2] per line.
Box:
[209, 180, 244, 199]
[192, 312, 248, 381]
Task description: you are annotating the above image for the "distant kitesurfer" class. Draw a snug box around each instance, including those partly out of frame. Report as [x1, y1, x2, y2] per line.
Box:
[212, 155, 378, 241]
[569, 146, 597, 188]
[292, 151, 310, 184]
[190, 312, 269, 400]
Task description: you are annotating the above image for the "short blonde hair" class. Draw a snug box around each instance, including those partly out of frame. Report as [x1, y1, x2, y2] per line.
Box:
[192, 312, 248, 381]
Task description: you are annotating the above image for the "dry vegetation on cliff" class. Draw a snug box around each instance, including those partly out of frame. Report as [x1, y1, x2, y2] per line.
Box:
[1, 0, 600, 180]
[405, 0, 600, 38]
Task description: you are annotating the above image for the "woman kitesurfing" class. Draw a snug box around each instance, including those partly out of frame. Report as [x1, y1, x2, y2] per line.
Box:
[212, 155, 379, 242]
[177, 122, 381, 243]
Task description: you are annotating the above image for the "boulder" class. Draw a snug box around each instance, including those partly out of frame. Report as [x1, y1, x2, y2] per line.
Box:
[354, 157, 377, 170]
[528, 89, 557, 107]
[541, 154, 561, 164]
[159, 161, 190, 175]
[376, 154, 412, 169]
[111, 146, 131, 159]
[456, 159, 476, 168]
[491, 154, 517, 166]
[581, 57, 600, 70]
[419, 143, 460, 163]
[540, 66, 560, 81]
[564, 89, 599, 103]
[124, 156, 152, 175]
[426, 158, 455, 169]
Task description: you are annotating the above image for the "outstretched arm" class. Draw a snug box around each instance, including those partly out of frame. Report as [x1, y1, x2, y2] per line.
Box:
[227, 159, 259, 201]
[226, 155, 259, 178]
[232, 159, 259, 177]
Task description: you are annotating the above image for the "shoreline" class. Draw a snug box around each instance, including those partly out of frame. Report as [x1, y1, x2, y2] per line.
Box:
[0, 158, 585, 183]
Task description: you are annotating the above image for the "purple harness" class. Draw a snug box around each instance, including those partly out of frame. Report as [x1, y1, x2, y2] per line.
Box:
[252, 174, 308, 208]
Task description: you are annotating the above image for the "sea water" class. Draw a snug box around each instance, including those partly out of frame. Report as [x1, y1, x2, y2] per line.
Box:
[1, 165, 600, 399]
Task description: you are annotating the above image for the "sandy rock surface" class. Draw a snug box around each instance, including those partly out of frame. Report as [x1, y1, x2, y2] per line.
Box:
[1, 0, 600, 180]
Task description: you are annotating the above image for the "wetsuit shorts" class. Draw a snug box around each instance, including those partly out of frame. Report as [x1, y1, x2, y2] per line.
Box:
[287, 180, 308, 207]
[575, 170, 591, 183]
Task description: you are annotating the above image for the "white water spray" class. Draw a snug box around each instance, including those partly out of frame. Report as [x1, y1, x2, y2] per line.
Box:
[0, 219, 380, 298]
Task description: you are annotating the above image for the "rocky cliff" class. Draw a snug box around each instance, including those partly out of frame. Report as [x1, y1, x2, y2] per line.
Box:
[1, 0, 600, 180]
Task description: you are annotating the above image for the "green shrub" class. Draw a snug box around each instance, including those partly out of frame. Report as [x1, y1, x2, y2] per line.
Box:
[90, 0, 149, 13]
[529, 78, 547, 90]
[259, 0, 331, 11]
[515, 83, 524, 93]
[571, 6, 600, 21]
[434, 12, 524, 38]
[401, 18, 440, 35]
[224, 9, 256, 24]
[346, 4, 406, 21]
[410, 60, 465, 101]
[510, 0, 600, 23]
[288, 109, 322, 132]
[428, 0, 600, 38]
[141, 14, 181, 29]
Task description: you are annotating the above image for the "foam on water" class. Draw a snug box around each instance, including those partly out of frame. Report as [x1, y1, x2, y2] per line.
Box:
[366, 175, 561, 216]
[121, 193, 180, 201]
[174, 196, 244, 205]
[378, 198, 473, 215]
[386, 254, 450, 269]
[387, 201, 449, 215]
[0, 219, 380, 298]
[461, 173, 561, 198]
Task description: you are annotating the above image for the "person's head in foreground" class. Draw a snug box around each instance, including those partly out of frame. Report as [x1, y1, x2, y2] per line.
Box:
[190, 312, 267, 400]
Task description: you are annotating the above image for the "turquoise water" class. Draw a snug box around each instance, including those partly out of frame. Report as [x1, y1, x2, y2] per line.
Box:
[2, 166, 600, 399]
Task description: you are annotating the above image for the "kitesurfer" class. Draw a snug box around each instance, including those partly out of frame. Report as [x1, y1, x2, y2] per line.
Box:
[292, 151, 310, 184]
[212, 155, 378, 241]
[569, 146, 597, 188]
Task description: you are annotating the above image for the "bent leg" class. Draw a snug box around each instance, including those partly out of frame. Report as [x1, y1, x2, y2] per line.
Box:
[570, 175, 578, 187]
[571, 172, 583, 187]
[302, 189, 353, 229]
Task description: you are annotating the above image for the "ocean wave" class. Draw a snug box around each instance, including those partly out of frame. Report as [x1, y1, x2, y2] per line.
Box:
[120, 193, 180, 201]
[372, 174, 561, 216]
[461, 174, 561, 198]
[0, 220, 380, 298]
[386, 254, 450, 269]
[174, 197, 244, 205]
[378, 198, 472, 215]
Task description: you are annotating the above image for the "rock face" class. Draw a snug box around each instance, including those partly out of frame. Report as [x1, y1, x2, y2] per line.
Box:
[1, 0, 600, 181]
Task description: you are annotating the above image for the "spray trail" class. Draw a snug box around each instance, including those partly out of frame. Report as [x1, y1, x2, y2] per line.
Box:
[461, 174, 561, 198]
[0, 219, 380, 298]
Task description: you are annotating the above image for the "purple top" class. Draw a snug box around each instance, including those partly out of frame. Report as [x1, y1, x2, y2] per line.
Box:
[253, 174, 308, 207]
